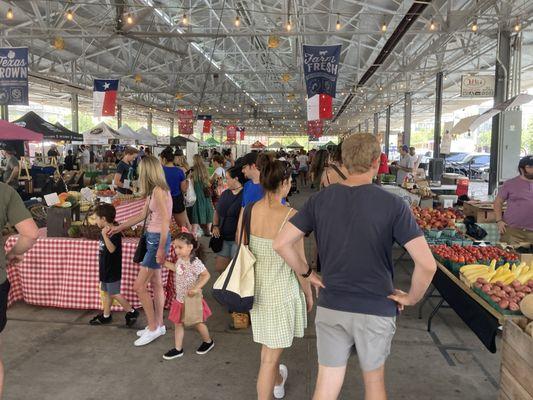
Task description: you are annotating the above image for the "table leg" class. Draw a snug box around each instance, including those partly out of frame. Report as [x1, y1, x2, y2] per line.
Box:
[418, 286, 436, 319]
[427, 298, 445, 332]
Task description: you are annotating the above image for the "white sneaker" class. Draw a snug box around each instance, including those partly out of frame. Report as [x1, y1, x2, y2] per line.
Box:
[134, 328, 163, 346]
[273, 364, 288, 399]
[137, 325, 165, 337]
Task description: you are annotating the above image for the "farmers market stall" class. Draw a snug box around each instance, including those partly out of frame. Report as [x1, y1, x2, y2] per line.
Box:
[5, 229, 177, 311]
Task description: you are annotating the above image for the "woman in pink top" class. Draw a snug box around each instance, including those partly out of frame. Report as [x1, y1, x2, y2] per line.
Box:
[112, 155, 173, 347]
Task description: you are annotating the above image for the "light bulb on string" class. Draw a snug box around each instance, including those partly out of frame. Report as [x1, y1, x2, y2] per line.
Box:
[336, 15, 341, 30]
[66, 9, 74, 21]
[126, 13, 134, 25]
[514, 19, 521, 32]
[381, 21, 387, 32]
[429, 19, 436, 31]
[286, 16, 292, 31]
[182, 13, 188, 25]
[6, 8, 13, 20]
[471, 19, 478, 32]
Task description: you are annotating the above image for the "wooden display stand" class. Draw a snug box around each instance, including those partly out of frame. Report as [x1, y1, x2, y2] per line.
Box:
[499, 319, 533, 400]
[18, 157, 32, 193]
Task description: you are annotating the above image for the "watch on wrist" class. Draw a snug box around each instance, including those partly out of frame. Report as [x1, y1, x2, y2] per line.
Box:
[301, 266, 313, 278]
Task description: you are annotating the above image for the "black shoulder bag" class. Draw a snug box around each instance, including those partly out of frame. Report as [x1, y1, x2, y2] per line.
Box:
[133, 194, 152, 264]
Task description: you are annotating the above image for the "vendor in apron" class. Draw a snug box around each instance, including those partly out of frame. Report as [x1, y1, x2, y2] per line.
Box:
[494, 155, 533, 245]
[114, 147, 139, 194]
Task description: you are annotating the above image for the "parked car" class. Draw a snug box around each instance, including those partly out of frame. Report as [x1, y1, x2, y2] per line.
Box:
[451, 153, 490, 179]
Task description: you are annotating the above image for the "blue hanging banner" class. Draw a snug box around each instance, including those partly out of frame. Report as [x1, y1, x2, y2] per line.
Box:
[0, 47, 29, 105]
[302, 45, 341, 98]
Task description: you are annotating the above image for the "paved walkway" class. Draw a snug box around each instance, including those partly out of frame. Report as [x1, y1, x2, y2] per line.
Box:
[2, 186, 501, 399]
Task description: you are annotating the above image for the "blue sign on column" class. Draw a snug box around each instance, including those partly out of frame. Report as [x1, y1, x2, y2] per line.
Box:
[302, 45, 341, 98]
[0, 47, 29, 105]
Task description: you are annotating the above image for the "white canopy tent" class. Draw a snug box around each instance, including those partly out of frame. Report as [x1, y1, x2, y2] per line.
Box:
[117, 124, 140, 145]
[82, 122, 120, 145]
[136, 127, 158, 146]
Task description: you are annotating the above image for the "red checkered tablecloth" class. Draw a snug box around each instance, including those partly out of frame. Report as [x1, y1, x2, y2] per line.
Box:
[114, 199, 146, 224]
[5, 229, 176, 311]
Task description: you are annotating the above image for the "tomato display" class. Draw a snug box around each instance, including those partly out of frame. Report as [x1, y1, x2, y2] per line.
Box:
[430, 244, 519, 264]
[411, 206, 464, 230]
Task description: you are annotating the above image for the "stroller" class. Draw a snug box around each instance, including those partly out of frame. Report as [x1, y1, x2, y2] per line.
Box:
[288, 163, 299, 197]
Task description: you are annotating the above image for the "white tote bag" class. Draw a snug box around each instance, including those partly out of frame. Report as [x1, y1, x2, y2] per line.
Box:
[184, 178, 197, 207]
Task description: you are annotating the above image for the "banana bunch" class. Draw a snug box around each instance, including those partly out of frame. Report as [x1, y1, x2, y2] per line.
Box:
[488, 262, 533, 285]
[513, 262, 533, 284]
[460, 260, 497, 284]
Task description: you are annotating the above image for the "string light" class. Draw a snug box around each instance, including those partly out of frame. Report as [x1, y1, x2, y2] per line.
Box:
[6, 8, 13, 20]
[336, 15, 341, 31]
[126, 13, 134, 25]
[381, 21, 387, 32]
[429, 19, 436, 31]
[286, 16, 292, 31]
[66, 9, 74, 21]
[471, 19, 478, 32]
[182, 13, 188, 25]
[235, 15, 240, 27]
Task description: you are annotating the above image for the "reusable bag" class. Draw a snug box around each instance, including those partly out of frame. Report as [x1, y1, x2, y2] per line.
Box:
[212, 203, 256, 312]
[133, 195, 151, 264]
[183, 292, 204, 326]
[184, 178, 197, 207]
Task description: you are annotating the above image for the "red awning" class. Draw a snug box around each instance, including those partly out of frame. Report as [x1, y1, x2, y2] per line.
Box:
[0, 119, 44, 141]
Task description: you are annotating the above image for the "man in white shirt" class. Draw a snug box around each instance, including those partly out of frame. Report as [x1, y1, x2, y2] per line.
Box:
[297, 150, 310, 186]
[396, 145, 416, 184]
[79, 145, 91, 170]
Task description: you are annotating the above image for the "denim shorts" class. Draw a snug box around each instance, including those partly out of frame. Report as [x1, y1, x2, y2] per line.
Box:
[217, 240, 238, 259]
[101, 280, 121, 296]
[142, 232, 171, 269]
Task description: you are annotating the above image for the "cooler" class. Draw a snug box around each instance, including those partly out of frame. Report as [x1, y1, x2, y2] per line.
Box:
[456, 178, 469, 196]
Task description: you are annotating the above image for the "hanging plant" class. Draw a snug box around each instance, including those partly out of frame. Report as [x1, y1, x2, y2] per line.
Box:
[134, 73, 142, 83]
[53, 37, 65, 50]
[268, 35, 280, 49]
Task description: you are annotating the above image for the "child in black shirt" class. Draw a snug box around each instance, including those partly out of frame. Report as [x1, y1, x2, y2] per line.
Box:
[89, 204, 139, 326]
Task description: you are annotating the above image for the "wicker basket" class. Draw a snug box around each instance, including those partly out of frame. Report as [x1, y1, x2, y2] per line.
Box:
[29, 204, 48, 228]
[231, 312, 250, 329]
[80, 207, 101, 240]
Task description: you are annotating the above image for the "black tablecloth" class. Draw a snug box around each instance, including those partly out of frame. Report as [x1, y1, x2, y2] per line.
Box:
[433, 268, 500, 353]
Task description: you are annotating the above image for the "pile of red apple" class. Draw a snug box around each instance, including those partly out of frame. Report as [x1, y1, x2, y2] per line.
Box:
[430, 244, 520, 264]
[411, 206, 463, 230]
[475, 278, 533, 311]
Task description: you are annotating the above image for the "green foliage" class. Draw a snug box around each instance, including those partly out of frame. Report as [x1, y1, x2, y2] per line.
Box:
[523, 118, 533, 154]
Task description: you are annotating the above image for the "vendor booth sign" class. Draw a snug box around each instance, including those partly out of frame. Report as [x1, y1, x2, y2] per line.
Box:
[302, 45, 341, 98]
[0, 47, 29, 105]
[460, 75, 494, 97]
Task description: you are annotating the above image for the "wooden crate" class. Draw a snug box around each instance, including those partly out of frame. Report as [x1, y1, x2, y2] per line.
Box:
[499, 319, 533, 400]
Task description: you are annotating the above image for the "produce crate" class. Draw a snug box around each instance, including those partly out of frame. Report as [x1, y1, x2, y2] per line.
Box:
[463, 201, 499, 223]
[499, 319, 533, 400]
[472, 287, 523, 316]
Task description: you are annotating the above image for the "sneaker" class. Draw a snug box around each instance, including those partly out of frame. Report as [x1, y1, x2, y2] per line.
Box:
[273, 364, 288, 399]
[125, 309, 139, 327]
[134, 328, 163, 346]
[163, 348, 184, 360]
[196, 340, 215, 355]
[137, 325, 165, 337]
[89, 314, 112, 325]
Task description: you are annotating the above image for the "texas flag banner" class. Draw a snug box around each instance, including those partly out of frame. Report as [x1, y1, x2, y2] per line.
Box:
[307, 93, 333, 121]
[237, 126, 245, 141]
[197, 115, 212, 134]
[93, 79, 119, 117]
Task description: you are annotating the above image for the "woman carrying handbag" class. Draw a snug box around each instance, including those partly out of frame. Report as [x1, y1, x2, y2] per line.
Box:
[110, 155, 172, 347]
[236, 158, 312, 400]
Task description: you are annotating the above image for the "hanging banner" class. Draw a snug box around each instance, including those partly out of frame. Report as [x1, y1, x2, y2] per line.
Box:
[307, 120, 323, 138]
[237, 126, 245, 141]
[0, 47, 29, 105]
[93, 79, 119, 117]
[197, 115, 212, 133]
[307, 94, 333, 121]
[178, 109, 194, 135]
[460, 75, 494, 97]
[226, 125, 237, 142]
[302, 45, 341, 98]
[440, 129, 452, 155]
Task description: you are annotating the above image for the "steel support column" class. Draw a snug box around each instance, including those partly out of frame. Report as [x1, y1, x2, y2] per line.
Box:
[147, 112, 153, 132]
[489, 30, 511, 195]
[385, 105, 391, 156]
[433, 72, 443, 158]
[71, 94, 79, 132]
[373, 113, 379, 136]
[404, 92, 412, 146]
[1, 105, 8, 121]
[358, 123, 361, 133]
[364, 119, 369, 132]
[117, 104, 122, 129]
[170, 118, 174, 137]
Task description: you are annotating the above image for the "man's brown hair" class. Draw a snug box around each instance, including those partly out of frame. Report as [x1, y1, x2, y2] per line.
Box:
[342, 133, 381, 174]
[124, 146, 139, 156]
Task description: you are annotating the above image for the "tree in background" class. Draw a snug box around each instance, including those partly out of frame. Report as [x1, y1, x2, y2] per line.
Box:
[523, 118, 533, 154]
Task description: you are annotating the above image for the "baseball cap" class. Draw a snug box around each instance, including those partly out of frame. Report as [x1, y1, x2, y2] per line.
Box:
[518, 155, 533, 168]
[401, 144, 409, 152]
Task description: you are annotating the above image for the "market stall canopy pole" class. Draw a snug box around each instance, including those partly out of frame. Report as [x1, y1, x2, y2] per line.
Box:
[0, 119, 44, 141]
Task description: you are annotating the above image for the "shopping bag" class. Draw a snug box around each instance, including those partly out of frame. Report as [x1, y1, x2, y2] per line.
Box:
[183, 292, 204, 326]
[184, 178, 197, 207]
[212, 204, 256, 312]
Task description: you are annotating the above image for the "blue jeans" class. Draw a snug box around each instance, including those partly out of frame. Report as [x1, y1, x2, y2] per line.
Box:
[141, 232, 171, 269]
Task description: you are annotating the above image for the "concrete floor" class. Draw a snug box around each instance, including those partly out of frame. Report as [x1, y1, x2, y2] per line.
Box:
[2, 185, 502, 400]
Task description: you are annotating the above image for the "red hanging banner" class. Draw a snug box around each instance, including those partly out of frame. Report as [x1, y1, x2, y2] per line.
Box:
[237, 126, 245, 141]
[178, 109, 194, 135]
[306, 119, 323, 138]
[226, 125, 237, 142]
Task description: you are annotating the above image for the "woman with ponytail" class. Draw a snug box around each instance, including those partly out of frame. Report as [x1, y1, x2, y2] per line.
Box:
[236, 158, 312, 400]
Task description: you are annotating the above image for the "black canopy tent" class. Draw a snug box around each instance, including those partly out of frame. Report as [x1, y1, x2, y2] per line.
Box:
[169, 135, 194, 147]
[12, 111, 81, 141]
[55, 122, 83, 141]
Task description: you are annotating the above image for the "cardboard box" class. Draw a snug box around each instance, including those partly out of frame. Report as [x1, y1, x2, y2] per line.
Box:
[46, 204, 81, 237]
[521, 253, 533, 264]
[463, 200, 499, 223]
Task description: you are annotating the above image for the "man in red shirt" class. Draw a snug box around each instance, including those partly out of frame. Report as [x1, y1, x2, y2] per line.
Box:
[376, 152, 389, 185]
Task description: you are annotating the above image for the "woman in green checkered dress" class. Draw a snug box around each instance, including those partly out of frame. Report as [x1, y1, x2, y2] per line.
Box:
[238, 157, 312, 399]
